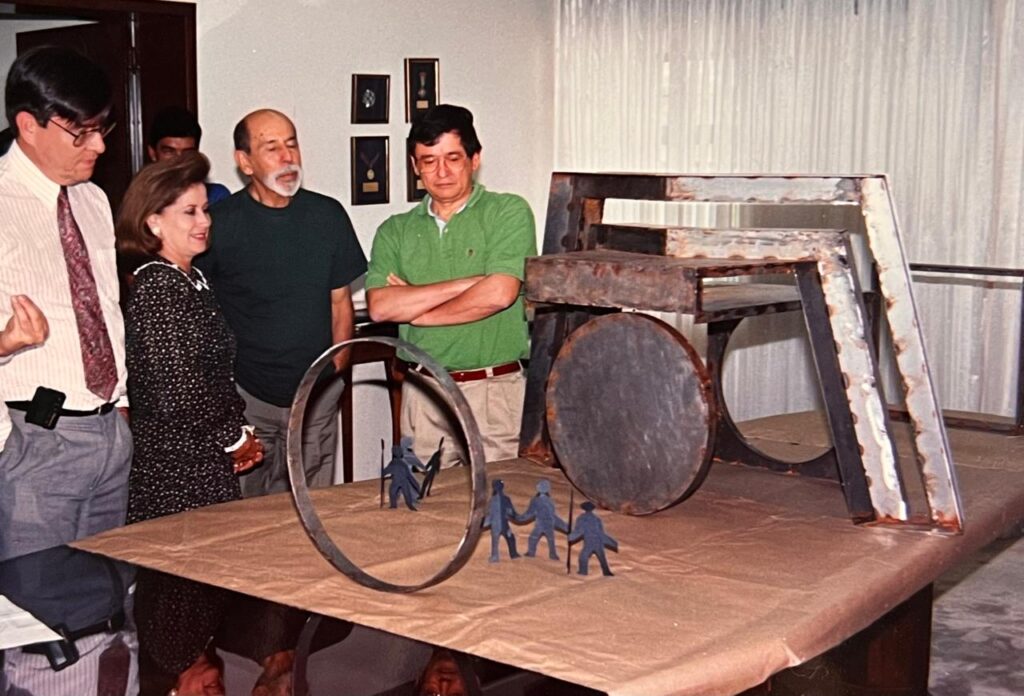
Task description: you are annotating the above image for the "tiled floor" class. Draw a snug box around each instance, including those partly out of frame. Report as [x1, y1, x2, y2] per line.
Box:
[930, 528, 1024, 696]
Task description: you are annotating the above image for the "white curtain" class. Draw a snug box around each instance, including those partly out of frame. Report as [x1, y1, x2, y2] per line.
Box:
[554, 0, 1024, 421]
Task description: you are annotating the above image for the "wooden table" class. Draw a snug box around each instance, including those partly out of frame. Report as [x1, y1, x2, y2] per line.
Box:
[76, 414, 1024, 695]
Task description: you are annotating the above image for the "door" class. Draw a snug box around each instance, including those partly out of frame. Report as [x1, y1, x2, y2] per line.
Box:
[13, 0, 197, 212]
[17, 22, 132, 207]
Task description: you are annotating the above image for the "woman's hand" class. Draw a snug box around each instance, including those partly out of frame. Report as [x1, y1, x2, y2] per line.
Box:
[232, 431, 264, 474]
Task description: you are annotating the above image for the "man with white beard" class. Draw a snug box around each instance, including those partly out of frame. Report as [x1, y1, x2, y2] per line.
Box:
[196, 109, 366, 496]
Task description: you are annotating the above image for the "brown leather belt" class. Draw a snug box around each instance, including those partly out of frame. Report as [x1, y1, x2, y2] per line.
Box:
[416, 360, 523, 383]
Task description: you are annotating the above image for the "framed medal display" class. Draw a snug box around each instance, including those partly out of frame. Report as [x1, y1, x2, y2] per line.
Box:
[404, 58, 439, 122]
[351, 74, 390, 124]
[406, 158, 426, 202]
[351, 136, 389, 205]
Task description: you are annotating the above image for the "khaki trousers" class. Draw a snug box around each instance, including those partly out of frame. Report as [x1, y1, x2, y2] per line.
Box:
[400, 371, 525, 467]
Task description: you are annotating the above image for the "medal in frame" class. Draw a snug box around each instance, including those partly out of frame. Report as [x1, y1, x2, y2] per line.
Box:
[351, 136, 389, 205]
[351, 74, 390, 124]
[404, 58, 439, 122]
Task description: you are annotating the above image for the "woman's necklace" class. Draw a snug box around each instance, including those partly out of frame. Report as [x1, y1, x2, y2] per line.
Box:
[136, 259, 210, 291]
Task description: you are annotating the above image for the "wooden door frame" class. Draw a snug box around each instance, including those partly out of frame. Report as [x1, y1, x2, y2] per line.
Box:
[7, 0, 197, 109]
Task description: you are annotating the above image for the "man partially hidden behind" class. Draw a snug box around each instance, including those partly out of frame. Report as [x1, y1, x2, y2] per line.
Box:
[146, 105, 230, 204]
[197, 109, 366, 496]
[0, 46, 131, 561]
[366, 104, 536, 466]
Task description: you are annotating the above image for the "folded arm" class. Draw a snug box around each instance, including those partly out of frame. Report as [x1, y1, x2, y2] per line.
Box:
[411, 273, 521, 327]
[367, 274, 483, 323]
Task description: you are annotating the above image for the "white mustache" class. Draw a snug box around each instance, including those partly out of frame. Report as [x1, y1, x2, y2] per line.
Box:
[262, 164, 303, 197]
[274, 164, 301, 180]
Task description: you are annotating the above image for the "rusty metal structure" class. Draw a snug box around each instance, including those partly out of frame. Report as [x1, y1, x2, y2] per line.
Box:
[521, 173, 964, 532]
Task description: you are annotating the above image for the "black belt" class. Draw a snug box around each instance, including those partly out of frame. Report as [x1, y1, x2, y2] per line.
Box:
[6, 401, 116, 417]
[22, 610, 126, 655]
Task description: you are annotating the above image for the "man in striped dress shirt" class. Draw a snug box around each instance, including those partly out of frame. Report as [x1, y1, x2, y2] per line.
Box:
[0, 46, 138, 696]
[0, 46, 132, 563]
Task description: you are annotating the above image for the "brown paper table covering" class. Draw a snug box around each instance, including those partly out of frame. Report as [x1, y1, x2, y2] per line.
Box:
[74, 414, 1024, 695]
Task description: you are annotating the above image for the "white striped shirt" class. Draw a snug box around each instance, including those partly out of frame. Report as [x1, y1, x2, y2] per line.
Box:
[0, 142, 127, 446]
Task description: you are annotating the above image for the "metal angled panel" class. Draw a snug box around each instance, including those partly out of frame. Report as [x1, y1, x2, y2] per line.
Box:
[859, 178, 964, 531]
[664, 227, 908, 522]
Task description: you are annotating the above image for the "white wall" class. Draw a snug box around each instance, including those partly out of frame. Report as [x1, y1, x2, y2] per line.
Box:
[196, 0, 556, 479]
[197, 0, 555, 254]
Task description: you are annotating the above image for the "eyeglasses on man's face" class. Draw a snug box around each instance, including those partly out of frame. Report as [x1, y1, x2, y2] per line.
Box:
[48, 119, 117, 147]
[415, 151, 469, 174]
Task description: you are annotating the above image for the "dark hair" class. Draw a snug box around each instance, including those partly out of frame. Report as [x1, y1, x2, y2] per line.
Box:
[0, 128, 13, 157]
[5, 46, 112, 136]
[116, 151, 210, 269]
[148, 106, 202, 148]
[233, 116, 250, 153]
[407, 104, 481, 159]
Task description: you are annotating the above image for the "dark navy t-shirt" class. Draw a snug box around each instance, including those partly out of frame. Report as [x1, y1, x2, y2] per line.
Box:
[197, 188, 366, 406]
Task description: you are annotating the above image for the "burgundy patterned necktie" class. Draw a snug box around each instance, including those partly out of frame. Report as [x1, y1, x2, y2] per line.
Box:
[97, 634, 130, 696]
[57, 186, 118, 401]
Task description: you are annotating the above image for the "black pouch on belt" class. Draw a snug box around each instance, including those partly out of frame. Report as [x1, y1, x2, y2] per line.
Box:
[25, 386, 66, 429]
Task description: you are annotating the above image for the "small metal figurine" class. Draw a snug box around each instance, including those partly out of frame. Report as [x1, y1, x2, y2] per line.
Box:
[519, 479, 569, 560]
[568, 501, 618, 576]
[398, 435, 428, 474]
[418, 437, 444, 499]
[382, 439, 424, 511]
[482, 479, 520, 562]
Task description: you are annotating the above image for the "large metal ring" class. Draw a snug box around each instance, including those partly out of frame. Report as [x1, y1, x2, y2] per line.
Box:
[287, 337, 487, 593]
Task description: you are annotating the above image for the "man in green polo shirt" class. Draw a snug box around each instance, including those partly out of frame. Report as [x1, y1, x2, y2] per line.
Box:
[366, 104, 536, 465]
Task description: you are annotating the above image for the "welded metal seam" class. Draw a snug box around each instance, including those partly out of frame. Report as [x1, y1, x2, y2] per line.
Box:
[666, 176, 859, 204]
[859, 178, 964, 530]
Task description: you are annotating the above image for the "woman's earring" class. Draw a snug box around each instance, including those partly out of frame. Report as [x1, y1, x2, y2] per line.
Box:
[152, 226, 161, 237]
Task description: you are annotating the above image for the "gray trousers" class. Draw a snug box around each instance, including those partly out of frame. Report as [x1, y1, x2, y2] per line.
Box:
[0, 409, 132, 561]
[236, 377, 343, 497]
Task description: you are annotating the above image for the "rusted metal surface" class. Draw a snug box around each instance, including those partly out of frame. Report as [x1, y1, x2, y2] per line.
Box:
[793, 265, 878, 522]
[526, 250, 803, 314]
[666, 176, 860, 204]
[520, 174, 607, 462]
[660, 227, 908, 522]
[287, 336, 487, 593]
[546, 313, 715, 515]
[526, 251, 699, 313]
[522, 173, 964, 532]
[699, 284, 802, 321]
[860, 178, 963, 530]
[519, 308, 593, 465]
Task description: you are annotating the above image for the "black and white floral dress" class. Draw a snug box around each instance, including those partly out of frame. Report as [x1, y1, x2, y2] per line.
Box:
[126, 260, 248, 678]
[125, 260, 246, 522]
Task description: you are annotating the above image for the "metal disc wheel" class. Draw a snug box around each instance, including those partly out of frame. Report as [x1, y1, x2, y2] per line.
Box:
[546, 313, 715, 515]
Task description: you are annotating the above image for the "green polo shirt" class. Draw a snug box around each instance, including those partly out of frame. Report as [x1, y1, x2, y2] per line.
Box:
[366, 184, 535, 370]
